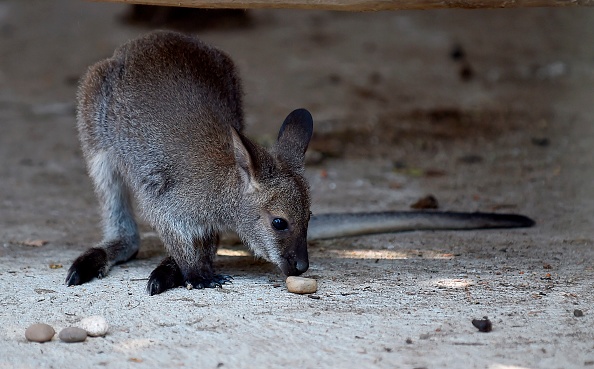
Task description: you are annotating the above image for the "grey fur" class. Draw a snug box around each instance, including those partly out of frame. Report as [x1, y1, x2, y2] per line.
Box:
[308, 211, 534, 240]
[66, 31, 313, 294]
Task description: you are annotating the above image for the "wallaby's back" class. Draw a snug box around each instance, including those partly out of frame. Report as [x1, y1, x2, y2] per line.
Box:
[78, 31, 244, 220]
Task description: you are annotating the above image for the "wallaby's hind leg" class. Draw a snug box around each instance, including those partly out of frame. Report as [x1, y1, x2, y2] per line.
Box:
[66, 151, 140, 286]
[146, 233, 232, 295]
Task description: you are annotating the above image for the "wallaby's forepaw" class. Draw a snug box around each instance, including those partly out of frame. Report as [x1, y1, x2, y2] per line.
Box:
[65, 247, 109, 286]
[147, 257, 232, 295]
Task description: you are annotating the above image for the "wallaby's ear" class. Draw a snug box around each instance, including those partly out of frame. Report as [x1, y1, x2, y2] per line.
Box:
[231, 128, 259, 192]
[275, 108, 314, 171]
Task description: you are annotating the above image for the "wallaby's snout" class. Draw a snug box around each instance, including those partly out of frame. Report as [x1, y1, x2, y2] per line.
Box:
[281, 258, 309, 276]
[233, 108, 314, 277]
[279, 235, 309, 276]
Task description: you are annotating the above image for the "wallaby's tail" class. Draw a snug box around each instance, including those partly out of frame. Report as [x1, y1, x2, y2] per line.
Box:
[307, 211, 535, 240]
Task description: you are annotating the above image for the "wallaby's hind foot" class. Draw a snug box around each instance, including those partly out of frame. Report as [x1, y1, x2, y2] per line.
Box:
[147, 256, 232, 295]
[65, 247, 108, 286]
[65, 239, 139, 286]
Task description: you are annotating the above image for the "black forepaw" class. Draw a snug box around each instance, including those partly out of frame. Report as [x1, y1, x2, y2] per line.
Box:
[147, 257, 233, 295]
[65, 247, 109, 286]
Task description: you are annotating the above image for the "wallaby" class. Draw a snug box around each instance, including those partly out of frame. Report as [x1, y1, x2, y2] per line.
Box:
[66, 31, 534, 295]
[66, 31, 313, 295]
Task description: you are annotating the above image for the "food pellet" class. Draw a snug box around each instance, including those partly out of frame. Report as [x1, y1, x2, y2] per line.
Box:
[25, 323, 55, 343]
[286, 276, 317, 294]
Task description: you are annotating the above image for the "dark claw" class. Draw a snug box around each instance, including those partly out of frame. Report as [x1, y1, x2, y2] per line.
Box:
[185, 274, 233, 290]
[65, 248, 108, 286]
[148, 277, 176, 296]
[216, 275, 233, 284]
[65, 269, 81, 287]
[147, 256, 234, 295]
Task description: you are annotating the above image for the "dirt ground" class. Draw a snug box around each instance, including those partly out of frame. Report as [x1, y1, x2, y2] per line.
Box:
[1, 1, 593, 368]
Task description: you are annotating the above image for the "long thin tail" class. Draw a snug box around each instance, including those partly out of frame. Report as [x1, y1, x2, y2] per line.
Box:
[307, 211, 535, 240]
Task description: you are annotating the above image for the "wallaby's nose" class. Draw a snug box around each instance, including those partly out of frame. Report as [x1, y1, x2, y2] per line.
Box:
[295, 260, 309, 274]
[281, 257, 309, 276]
[281, 239, 309, 276]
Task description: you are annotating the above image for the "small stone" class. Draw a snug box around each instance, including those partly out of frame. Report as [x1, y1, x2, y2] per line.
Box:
[59, 327, 87, 343]
[574, 309, 584, 317]
[459, 64, 474, 81]
[286, 276, 317, 294]
[25, 323, 55, 343]
[532, 137, 551, 147]
[77, 316, 108, 337]
[450, 45, 465, 60]
[458, 154, 484, 164]
[472, 317, 493, 332]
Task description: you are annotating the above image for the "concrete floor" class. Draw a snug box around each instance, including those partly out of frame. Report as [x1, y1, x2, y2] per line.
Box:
[0, 1, 593, 368]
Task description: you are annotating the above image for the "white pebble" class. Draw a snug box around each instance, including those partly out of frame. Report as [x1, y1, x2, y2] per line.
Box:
[76, 315, 108, 337]
[286, 276, 318, 294]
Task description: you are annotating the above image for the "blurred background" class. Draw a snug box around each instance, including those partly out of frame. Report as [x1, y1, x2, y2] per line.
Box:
[1, 1, 593, 242]
[1, 2, 594, 368]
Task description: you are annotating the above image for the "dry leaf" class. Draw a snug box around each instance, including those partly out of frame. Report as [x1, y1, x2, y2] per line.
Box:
[22, 239, 48, 247]
[410, 195, 439, 210]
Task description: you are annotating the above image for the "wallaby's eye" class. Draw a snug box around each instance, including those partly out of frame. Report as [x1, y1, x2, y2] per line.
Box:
[271, 218, 289, 231]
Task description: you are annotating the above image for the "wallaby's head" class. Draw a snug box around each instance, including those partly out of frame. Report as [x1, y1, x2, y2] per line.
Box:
[232, 109, 313, 276]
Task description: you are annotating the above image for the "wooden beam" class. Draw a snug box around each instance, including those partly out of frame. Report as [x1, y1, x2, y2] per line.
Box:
[92, 0, 594, 11]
